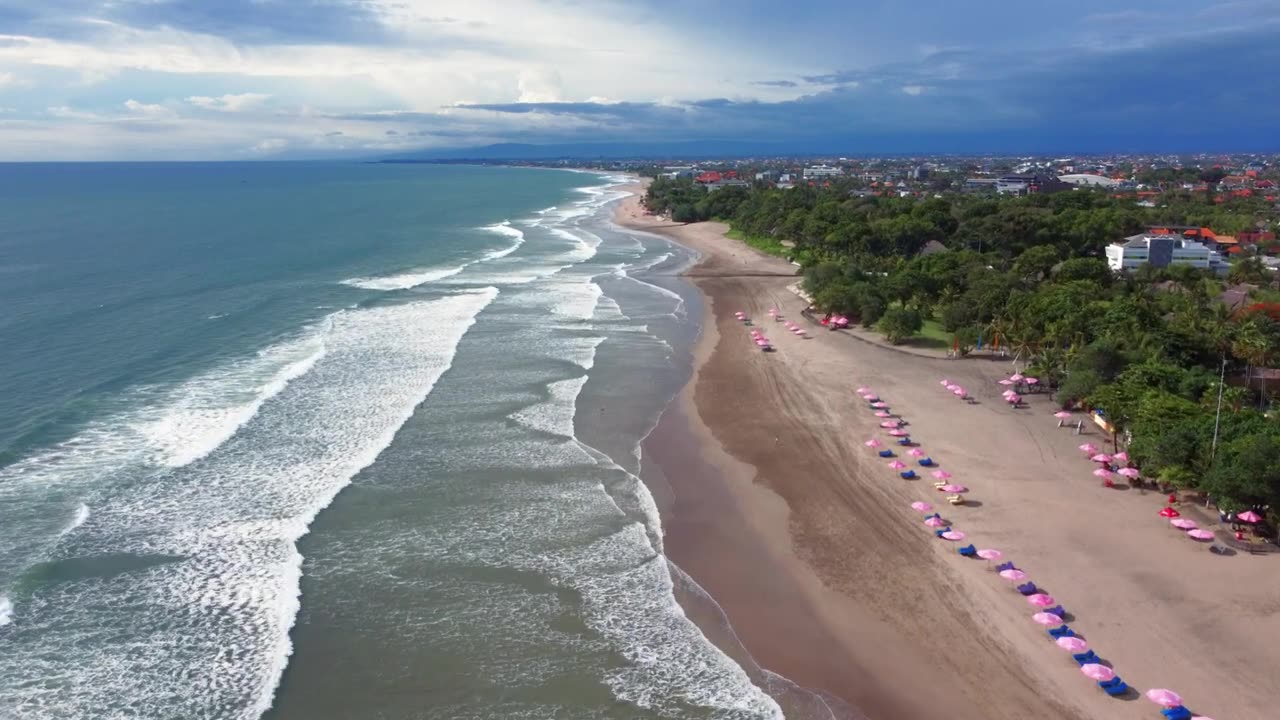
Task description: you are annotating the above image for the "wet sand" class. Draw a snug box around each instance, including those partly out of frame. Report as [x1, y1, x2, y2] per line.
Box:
[620, 181, 1280, 720]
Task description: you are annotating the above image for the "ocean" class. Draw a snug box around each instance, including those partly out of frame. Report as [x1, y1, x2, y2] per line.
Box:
[0, 163, 783, 719]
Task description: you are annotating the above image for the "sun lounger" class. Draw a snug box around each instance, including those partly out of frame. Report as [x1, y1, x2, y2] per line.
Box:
[946, 494, 964, 505]
[1161, 706, 1192, 720]
[918, 458, 935, 466]
[994, 562, 1014, 572]
[1045, 605, 1066, 618]
[934, 529, 947, 538]
[958, 544, 977, 557]
[1016, 582, 1038, 595]
[1047, 625, 1074, 639]
[1072, 650, 1098, 665]
[1102, 680, 1128, 696]
[896, 438, 912, 446]
[900, 470, 917, 480]
[878, 449, 895, 458]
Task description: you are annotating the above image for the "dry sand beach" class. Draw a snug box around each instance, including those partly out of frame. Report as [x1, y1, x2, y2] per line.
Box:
[617, 181, 1280, 720]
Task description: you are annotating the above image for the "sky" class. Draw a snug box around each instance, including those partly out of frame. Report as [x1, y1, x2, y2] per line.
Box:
[0, 0, 1278, 160]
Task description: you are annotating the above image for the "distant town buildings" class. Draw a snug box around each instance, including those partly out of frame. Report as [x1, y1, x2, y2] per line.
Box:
[1106, 233, 1230, 274]
[996, 173, 1071, 195]
[1058, 174, 1122, 188]
[802, 165, 844, 179]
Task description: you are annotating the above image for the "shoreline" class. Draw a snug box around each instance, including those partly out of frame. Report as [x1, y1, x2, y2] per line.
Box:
[615, 180, 1280, 720]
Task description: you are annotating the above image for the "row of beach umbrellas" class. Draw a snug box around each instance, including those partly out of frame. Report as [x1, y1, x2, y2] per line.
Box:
[881, 380, 1210, 717]
[739, 308, 812, 350]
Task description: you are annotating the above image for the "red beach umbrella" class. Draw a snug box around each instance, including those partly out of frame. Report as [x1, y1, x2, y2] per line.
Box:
[1158, 506, 1181, 518]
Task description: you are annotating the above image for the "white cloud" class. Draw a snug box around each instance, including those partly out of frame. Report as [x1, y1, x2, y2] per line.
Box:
[516, 69, 562, 103]
[901, 85, 926, 96]
[0, 71, 14, 88]
[186, 93, 272, 112]
[123, 99, 176, 118]
[252, 138, 289, 153]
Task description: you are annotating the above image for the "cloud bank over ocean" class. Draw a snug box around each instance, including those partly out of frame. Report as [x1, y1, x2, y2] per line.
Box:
[0, 0, 1277, 159]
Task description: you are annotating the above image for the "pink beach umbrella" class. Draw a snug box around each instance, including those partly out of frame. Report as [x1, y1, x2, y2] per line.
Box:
[1237, 510, 1263, 524]
[1113, 451, 1129, 463]
[940, 530, 966, 541]
[1170, 518, 1198, 530]
[870, 401, 889, 408]
[864, 394, 879, 402]
[1092, 468, 1113, 479]
[879, 420, 900, 428]
[1187, 529, 1215, 541]
[1027, 593, 1056, 607]
[1146, 689, 1184, 708]
[1053, 411, 1073, 419]
[976, 549, 1003, 561]
[1090, 453, 1112, 463]
[925, 516, 947, 528]
[998, 379, 1014, 386]
[952, 388, 967, 397]
[940, 379, 951, 386]
[911, 501, 933, 512]
[888, 460, 908, 470]
[1006, 394, 1022, 404]
[1117, 467, 1141, 479]
[939, 484, 967, 493]
[1078, 443, 1098, 454]
[792, 328, 805, 335]
[945, 383, 960, 391]
[864, 439, 883, 448]
[1001, 389, 1016, 398]
[856, 386, 871, 393]
[754, 340, 769, 347]
[1080, 664, 1115, 682]
[907, 448, 926, 458]
[888, 429, 909, 437]
[930, 470, 952, 480]
[874, 411, 893, 418]
[999, 569, 1028, 581]
[1032, 612, 1063, 625]
[1009, 373, 1025, 382]
[1025, 377, 1039, 385]
[1056, 636, 1088, 652]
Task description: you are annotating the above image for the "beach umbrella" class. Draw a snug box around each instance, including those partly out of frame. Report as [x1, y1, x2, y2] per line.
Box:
[874, 411, 893, 418]
[1002, 389, 1016, 397]
[931, 470, 952, 480]
[754, 340, 768, 346]
[1159, 506, 1181, 518]
[888, 429, 909, 437]
[945, 383, 960, 391]
[1056, 637, 1088, 652]
[1078, 443, 1098, 454]
[976, 549, 1003, 561]
[864, 394, 879, 402]
[940, 530, 966, 541]
[939, 484, 967, 493]
[925, 516, 947, 528]
[857, 386, 871, 393]
[1007, 394, 1022, 404]
[1080, 664, 1115, 682]
[888, 460, 908, 470]
[1090, 453, 1112, 463]
[1117, 467, 1141, 479]
[999, 569, 1028, 581]
[1093, 468, 1113, 479]
[871, 401, 889, 408]
[1032, 612, 1063, 625]
[1113, 451, 1129, 463]
[940, 379, 951, 386]
[792, 328, 805, 335]
[880, 420, 900, 428]
[1170, 518, 1198, 530]
[865, 438, 883, 448]
[1010, 373, 1025, 382]
[1187, 529, 1215, 541]
[1025, 377, 1039, 385]
[998, 379, 1014, 386]
[1237, 510, 1263, 524]
[907, 448, 926, 457]
[911, 501, 933, 512]
[1145, 689, 1183, 708]
[1054, 411, 1073, 419]
[1027, 593, 1056, 607]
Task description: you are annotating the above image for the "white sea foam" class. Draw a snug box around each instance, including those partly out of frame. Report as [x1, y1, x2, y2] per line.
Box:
[508, 377, 588, 438]
[478, 221, 526, 260]
[0, 595, 11, 627]
[341, 264, 467, 291]
[60, 503, 90, 535]
[133, 329, 328, 468]
[0, 289, 499, 719]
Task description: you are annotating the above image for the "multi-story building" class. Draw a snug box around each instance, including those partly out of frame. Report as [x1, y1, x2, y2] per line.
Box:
[1105, 233, 1231, 274]
[802, 165, 844, 179]
[996, 173, 1071, 195]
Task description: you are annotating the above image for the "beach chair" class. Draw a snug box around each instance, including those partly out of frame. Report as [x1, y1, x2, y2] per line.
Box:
[934, 529, 948, 538]
[878, 449, 895, 458]
[896, 437, 913, 446]
[1102, 679, 1128, 696]
[958, 544, 977, 557]
[994, 562, 1015, 572]
[946, 494, 964, 505]
[918, 458, 935, 466]
[900, 470, 917, 480]
[1047, 625, 1074, 639]
[1016, 582, 1038, 595]
[1072, 650, 1099, 665]
[1161, 706, 1192, 720]
[1045, 605, 1066, 618]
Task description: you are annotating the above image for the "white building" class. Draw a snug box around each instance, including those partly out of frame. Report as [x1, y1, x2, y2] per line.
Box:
[802, 165, 844, 179]
[1106, 233, 1230, 274]
[1059, 174, 1122, 188]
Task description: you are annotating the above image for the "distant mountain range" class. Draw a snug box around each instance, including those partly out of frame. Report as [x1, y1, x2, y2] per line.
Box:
[381, 140, 811, 162]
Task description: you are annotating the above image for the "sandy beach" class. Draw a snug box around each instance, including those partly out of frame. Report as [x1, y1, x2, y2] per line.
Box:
[618, 181, 1280, 720]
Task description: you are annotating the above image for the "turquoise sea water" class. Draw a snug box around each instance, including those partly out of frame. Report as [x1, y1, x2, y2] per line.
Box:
[0, 163, 782, 719]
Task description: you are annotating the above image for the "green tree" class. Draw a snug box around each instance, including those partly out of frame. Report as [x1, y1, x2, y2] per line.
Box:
[878, 306, 923, 344]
